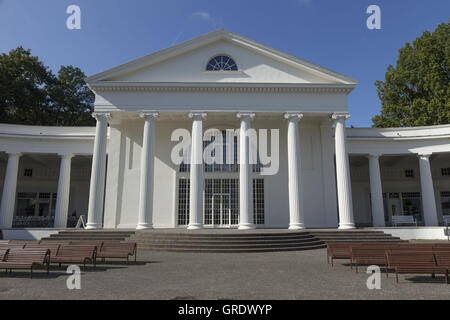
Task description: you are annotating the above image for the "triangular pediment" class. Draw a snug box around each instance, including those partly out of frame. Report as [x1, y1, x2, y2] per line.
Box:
[86, 30, 357, 86]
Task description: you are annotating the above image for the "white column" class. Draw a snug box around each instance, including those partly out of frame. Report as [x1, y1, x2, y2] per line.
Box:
[54, 153, 74, 228]
[285, 113, 305, 230]
[237, 112, 255, 230]
[332, 113, 355, 229]
[320, 121, 338, 227]
[86, 112, 110, 229]
[188, 112, 207, 230]
[367, 154, 385, 227]
[418, 153, 438, 226]
[0, 153, 21, 228]
[137, 112, 158, 230]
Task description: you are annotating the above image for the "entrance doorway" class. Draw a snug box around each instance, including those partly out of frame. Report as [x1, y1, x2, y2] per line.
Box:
[205, 179, 239, 227]
[212, 193, 232, 227]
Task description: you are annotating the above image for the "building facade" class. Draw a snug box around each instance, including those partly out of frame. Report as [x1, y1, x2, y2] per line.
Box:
[0, 30, 449, 231]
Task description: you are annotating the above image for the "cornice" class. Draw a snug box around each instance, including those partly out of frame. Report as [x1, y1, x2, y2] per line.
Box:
[89, 83, 355, 94]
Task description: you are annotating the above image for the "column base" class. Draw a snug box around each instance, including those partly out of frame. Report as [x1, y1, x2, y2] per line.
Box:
[338, 223, 356, 230]
[187, 224, 203, 230]
[238, 223, 256, 230]
[289, 223, 306, 230]
[85, 223, 102, 230]
[136, 223, 153, 230]
[372, 222, 386, 228]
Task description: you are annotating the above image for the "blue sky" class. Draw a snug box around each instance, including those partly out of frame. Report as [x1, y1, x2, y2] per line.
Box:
[0, 0, 448, 127]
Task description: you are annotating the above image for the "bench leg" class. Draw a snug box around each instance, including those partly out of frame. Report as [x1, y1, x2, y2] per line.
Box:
[331, 258, 334, 267]
[395, 272, 399, 284]
[327, 255, 329, 265]
[135, 253, 137, 263]
[355, 264, 358, 273]
[446, 272, 449, 284]
[30, 267, 32, 279]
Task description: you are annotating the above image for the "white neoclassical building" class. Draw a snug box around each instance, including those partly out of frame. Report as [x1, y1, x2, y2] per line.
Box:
[0, 30, 449, 234]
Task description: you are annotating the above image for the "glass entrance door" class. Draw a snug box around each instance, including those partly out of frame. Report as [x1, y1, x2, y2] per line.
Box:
[204, 178, 239, 227]
[212, 193, 232, 227]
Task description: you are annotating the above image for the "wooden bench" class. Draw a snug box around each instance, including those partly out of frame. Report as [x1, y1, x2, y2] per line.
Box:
[392, 215, 417, 226]
[327, 242, 405, 267]
[350, 247, 389, 272]
[97, 242, 137, 264]
[386, 251, 449, 284]
[0, 249, 9, 261]
[0, 242, 26, 249]
[327, 243, 355, 266]
[24, 242, 61, 258]
[50, 245, 97, 271]
[434, 251, 450, 268]
[0, 248, 50, 278]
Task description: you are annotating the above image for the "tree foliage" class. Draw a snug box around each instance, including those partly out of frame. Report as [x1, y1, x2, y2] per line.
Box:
[0, 47, 94, 126]
[372, 22, 449, 128]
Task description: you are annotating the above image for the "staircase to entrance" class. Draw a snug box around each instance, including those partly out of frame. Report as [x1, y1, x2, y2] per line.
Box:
[41, 228, 405, 253]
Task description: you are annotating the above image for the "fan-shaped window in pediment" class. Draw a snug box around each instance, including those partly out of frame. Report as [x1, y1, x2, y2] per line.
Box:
[206, 55, 238, 71]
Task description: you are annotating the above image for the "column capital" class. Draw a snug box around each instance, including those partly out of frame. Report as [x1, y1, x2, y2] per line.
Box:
[284, 113, 304, 121]
[6, 152, 22, 158]
[331, 113, 350, 121]
[58, 153, 74, 159]
[140, 111, 159, 119]
[92, 112, 111, 121]
[367, 153, 383, 160]
[236, 112, 255, 120]
[418, 152, 432, 160]
[188, 112, 207, 120]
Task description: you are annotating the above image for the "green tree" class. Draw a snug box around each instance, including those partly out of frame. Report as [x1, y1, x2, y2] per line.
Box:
[372, 22, 450, 128]
[0, 47, 53, 125]
[0, 47, 94, 126]
[49, 66, 95, 126]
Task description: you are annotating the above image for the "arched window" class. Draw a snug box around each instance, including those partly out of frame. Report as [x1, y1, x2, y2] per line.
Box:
[206, 55, 238, 71]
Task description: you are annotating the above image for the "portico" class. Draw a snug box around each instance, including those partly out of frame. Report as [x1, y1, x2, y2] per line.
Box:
[0, 30, 449, 235]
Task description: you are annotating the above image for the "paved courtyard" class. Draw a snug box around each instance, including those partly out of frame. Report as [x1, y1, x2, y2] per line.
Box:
[0, 248, 449, 300]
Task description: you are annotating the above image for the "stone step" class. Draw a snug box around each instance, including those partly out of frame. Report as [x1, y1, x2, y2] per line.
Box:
[307, 232, 387, 236]
[133, 238, 320, 245]
[311, 234, 402, 238]
[130, 234, 315, 241]
[321, 239, 406, 243]
[138, 244, 327, 253]
[135, 240, 323, 248]
[134, 231, 313, 238]
[137, 241, 323, 250]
